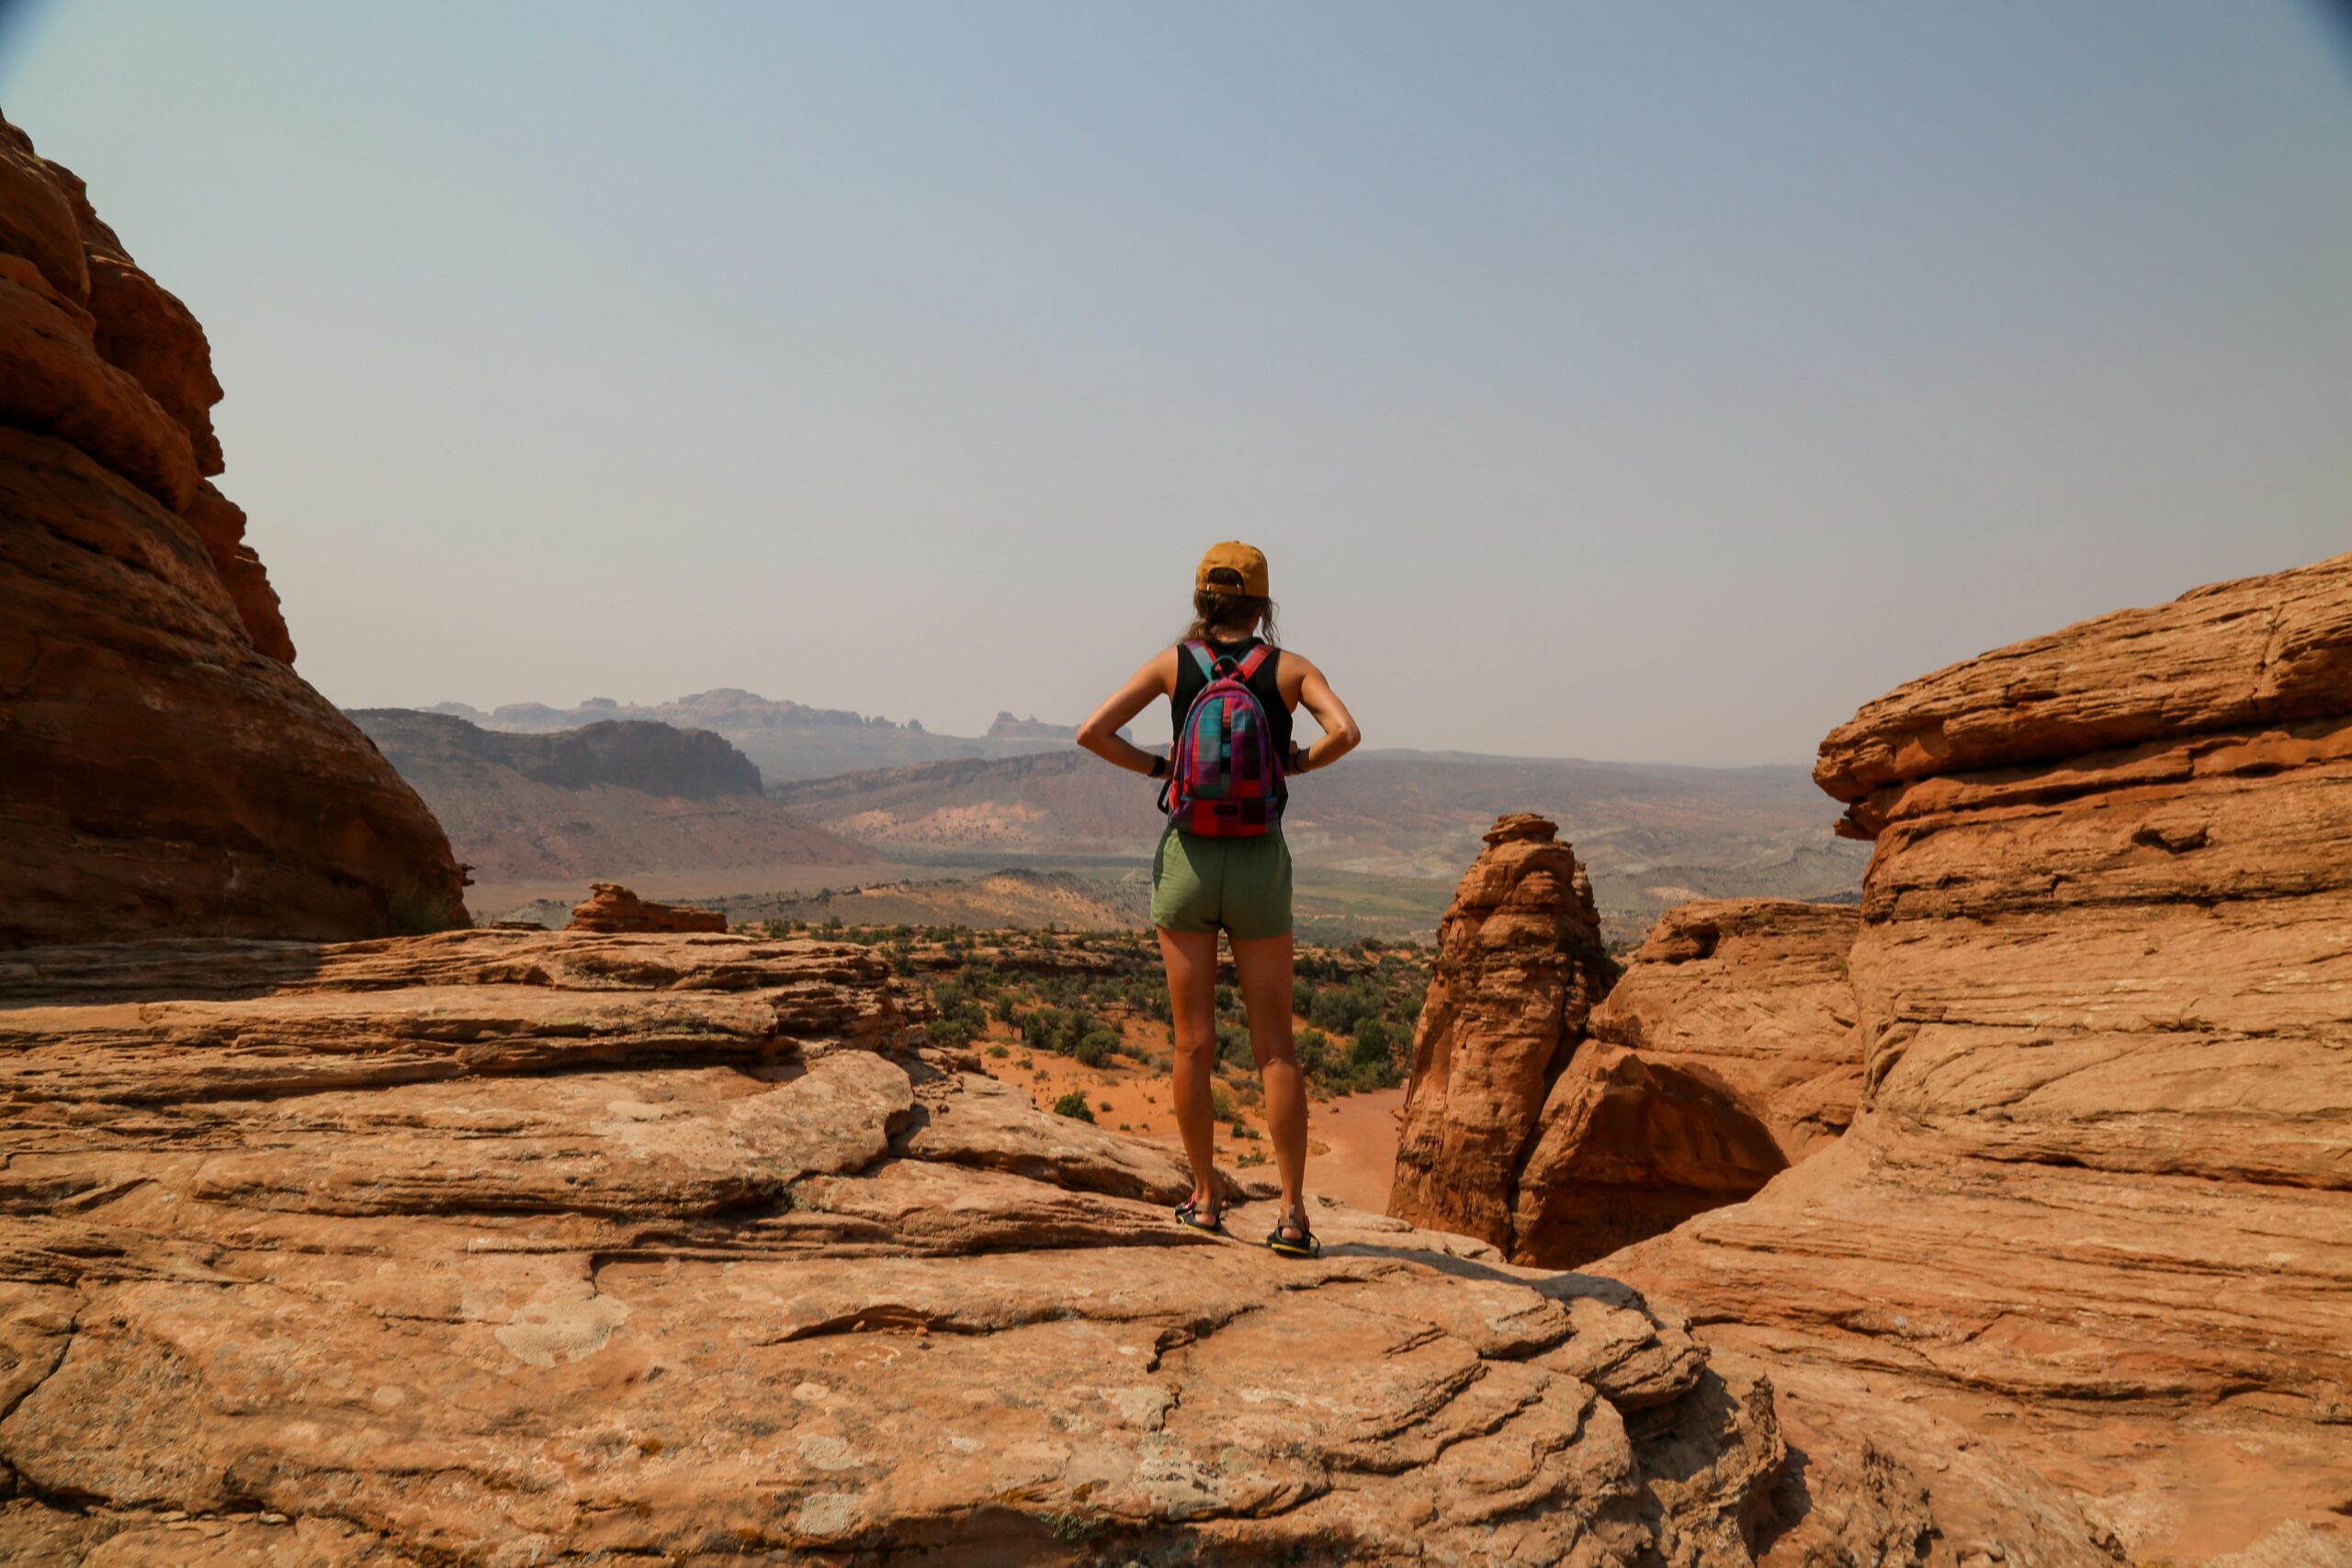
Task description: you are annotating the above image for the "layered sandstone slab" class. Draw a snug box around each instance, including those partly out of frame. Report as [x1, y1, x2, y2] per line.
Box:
[1613, 553, 2352, 1565]
[0, 113, 465, 946]
[1393, 823, 1865, 1269]
[0, 927, 1794, 1564]
[567, 881, 728, 933]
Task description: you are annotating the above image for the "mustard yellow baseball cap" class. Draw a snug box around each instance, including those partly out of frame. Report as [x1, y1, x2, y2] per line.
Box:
[1196, 541, 1271, 597]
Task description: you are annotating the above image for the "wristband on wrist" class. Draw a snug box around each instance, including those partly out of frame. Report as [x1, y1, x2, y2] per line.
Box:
[1149, 754, 1169, 779]
[1288, 743, 1309, 774]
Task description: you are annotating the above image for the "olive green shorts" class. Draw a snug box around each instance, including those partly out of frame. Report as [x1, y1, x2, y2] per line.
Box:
[1150, 828, 1294, 940]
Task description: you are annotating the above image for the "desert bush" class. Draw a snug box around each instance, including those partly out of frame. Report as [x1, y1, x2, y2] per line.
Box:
[1296, 1026, 1332, 1077]
[1072, 1026, 1120, 1068]
[1051, 1091, 1094, 1122]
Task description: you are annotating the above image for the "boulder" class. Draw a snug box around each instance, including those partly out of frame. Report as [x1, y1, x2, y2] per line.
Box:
[0, 927, 1792, 1563]
[1611, 551, 2352, 1565]
[0, 112, 464, 946]
[566, 882, 728, 933]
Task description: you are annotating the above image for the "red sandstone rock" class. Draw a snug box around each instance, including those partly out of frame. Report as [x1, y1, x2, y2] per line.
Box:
[1394, 838, 1865, 1270]
[184, 481, 294, 660]
[0, 112, 463, 946]
[1612, 552, 2352, 1565]
[1588, 897, 1862, 1161]
[566, 882, 729, 933]
[1388, 813, 1618, 1250]
[0, 929, 1787, 1562]
[1815, 550, 2352, 818]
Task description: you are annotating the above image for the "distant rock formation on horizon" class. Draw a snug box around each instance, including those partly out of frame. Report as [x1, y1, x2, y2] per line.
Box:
[424, 689, 1083, 783]
[349, 707, 868, 887]
[0, 112, 466, 946]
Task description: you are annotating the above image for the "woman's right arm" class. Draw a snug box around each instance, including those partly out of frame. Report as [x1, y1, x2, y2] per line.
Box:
[1075, 648, 1180, 776]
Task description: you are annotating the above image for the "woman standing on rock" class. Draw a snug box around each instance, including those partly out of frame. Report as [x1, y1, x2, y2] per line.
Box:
[1076, 543, 1363, 1258]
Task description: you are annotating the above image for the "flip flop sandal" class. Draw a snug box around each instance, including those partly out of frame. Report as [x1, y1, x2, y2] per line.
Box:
[1266, 1213, 1321, 1259]
[1174, 1198, 1225, 1235]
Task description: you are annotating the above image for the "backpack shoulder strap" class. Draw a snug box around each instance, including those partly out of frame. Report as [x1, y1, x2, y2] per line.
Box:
[1233, 643, 1274, 682]
[1182, 639, 1217, 680]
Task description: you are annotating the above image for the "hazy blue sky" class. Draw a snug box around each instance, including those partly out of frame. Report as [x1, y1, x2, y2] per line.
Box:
[5, 2, 2347, 763]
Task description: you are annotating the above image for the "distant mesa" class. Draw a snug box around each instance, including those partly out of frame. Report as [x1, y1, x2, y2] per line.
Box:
[0, 111, 465, 946]
[356, 708, 763, 800]
[348, 707, 867, 886]
[424, 690, 1082, 783]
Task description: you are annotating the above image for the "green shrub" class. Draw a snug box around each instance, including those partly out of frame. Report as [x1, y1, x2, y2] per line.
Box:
[1051, 1092, 1094, 1122]
[1296, 1027, 1332, 1077]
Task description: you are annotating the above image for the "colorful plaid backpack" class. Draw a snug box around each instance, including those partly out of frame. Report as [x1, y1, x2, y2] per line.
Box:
[1159, 639, 1286, 836]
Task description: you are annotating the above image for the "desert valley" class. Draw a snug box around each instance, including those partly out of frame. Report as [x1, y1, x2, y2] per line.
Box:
[3, 87, 2349, 1568]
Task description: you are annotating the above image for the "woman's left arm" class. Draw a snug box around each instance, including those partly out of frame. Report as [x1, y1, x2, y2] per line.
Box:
[1075, 649, 1178, 776]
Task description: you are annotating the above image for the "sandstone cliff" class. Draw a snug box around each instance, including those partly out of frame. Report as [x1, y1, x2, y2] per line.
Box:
[0, 113, 466, 946]
[0, 927, 1792, 1563]
[1611, 552, 2352, 1565]
[1391, 822, 1864, 1269]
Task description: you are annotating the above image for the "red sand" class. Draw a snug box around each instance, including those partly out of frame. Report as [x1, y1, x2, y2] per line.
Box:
[972, 1014, 1403, 1212]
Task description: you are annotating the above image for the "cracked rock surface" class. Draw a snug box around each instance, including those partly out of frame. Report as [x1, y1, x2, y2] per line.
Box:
[0, 928, 1784, 1565]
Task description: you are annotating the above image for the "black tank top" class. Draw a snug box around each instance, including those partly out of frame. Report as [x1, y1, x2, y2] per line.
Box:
[1170, 636, 1294, 761]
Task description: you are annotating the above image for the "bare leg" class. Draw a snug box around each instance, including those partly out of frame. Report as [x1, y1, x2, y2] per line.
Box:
[1158, 926, 1222, 1220]
[1231, 931, 1308, 1235]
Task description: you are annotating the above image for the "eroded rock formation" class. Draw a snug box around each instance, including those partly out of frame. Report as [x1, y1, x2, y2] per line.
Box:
[1388, 813, 1619, 1250]
[567, 881, 729, 933]
[1391, 820, 1862, 1269]
[0, 113, 466, 946]
[0, 927, 1792, 1563]
[1611, 551, 2352, 1565]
